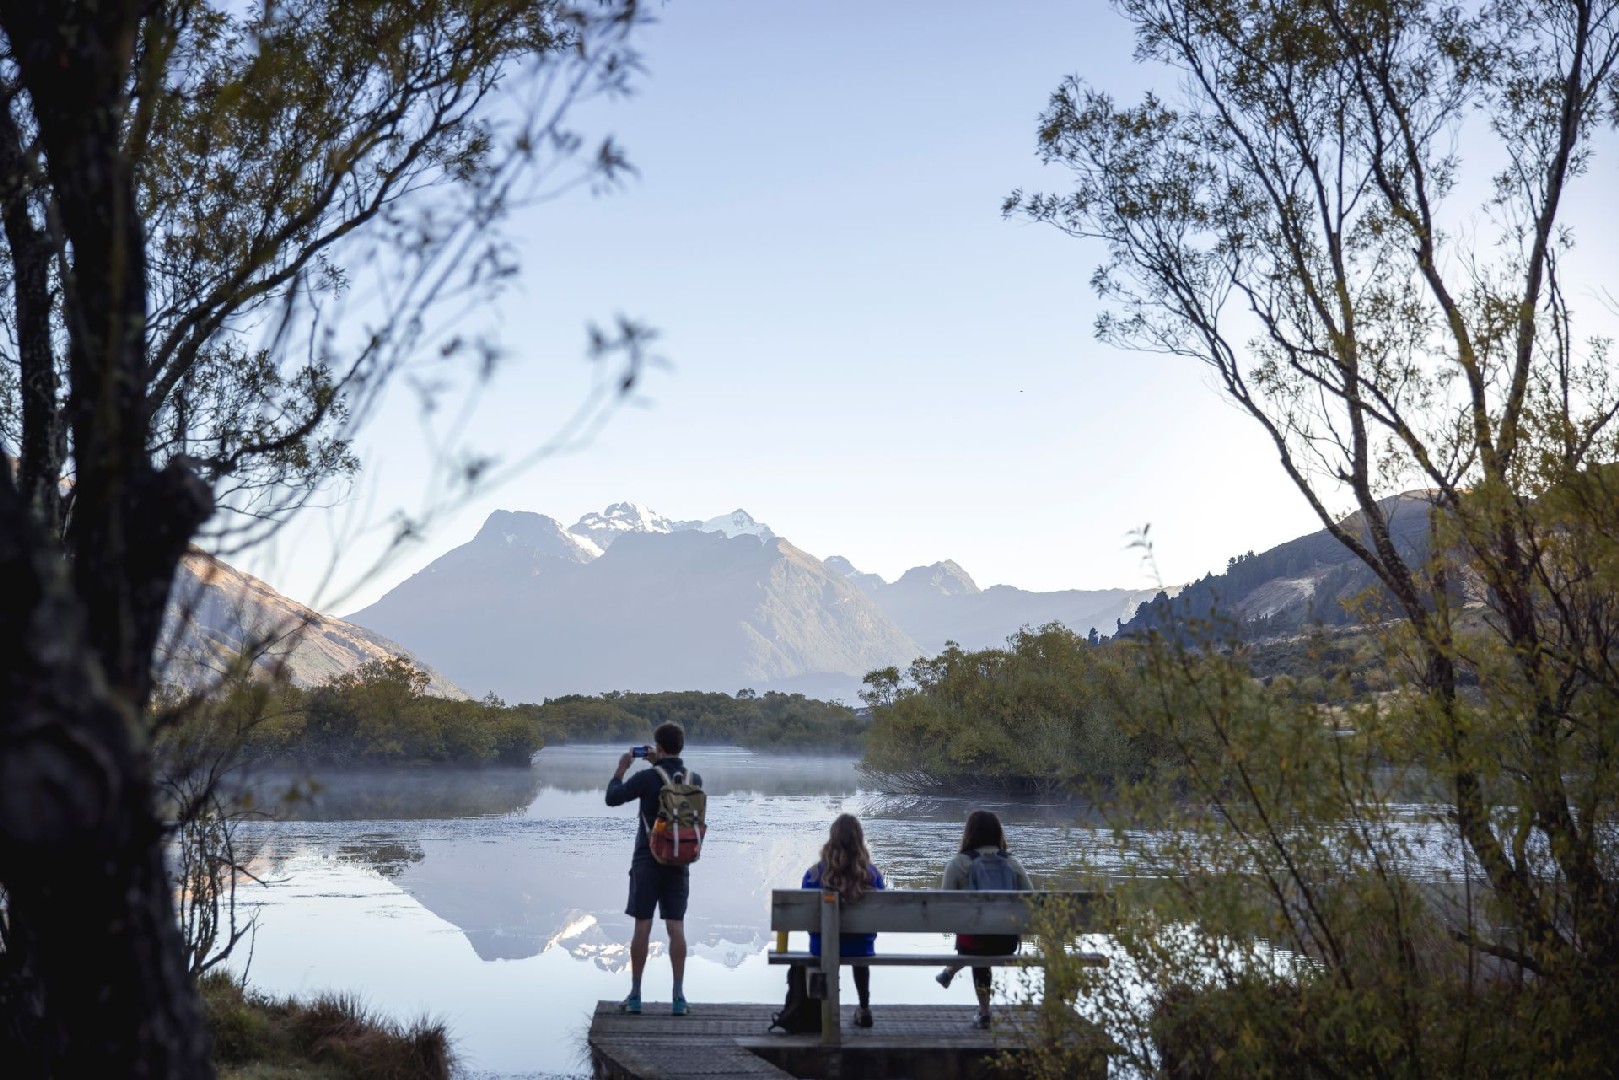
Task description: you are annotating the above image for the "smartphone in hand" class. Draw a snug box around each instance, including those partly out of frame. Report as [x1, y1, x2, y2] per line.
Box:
[631, 745, 651, 759]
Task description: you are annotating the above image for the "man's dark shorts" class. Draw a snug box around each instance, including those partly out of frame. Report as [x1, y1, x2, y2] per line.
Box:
[627, 859, 689, 921]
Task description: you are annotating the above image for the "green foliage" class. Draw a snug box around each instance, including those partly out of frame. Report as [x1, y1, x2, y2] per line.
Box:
[170, 658, 545, 767]
[860, 624, 1179, 794]
[1005, 621, 1619, 1078]
[291, 659, 545, 766]
[532, 688, 867, 752]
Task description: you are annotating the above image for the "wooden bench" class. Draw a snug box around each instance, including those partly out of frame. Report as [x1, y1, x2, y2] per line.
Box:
[769, 888, 1109, 1046]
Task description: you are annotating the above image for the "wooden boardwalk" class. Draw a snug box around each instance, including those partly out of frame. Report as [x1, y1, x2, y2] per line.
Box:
[587, 1001, 1096, 1080]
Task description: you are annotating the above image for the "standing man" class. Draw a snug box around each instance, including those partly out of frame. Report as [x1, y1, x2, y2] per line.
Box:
[606, 721, 702, 1016]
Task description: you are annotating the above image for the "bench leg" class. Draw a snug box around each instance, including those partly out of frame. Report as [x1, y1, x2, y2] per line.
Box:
[820, 890, 841, 1047]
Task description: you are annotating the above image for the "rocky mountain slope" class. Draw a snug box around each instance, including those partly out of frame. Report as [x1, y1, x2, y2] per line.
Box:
[160, 552, 466, 697]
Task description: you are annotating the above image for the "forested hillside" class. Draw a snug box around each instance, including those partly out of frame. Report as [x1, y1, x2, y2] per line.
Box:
[1119, 492, 1437, 637]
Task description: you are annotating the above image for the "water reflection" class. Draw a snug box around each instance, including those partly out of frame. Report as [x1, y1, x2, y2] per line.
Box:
[532, 744, 864, 797]
[336, 837, 425, 878]
[245, 766, 545, 821]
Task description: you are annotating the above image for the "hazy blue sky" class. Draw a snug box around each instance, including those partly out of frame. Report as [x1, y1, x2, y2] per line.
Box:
[244, 2, 1394, 613]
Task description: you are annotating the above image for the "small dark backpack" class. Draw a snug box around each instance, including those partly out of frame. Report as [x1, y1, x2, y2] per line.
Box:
[960, 849, 1021, 954]
[769, 965, 822, 1034]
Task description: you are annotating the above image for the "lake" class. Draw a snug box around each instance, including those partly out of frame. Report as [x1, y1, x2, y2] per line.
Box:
[227, 745, 1129, 1078]
[227, 745, 1465, 1077]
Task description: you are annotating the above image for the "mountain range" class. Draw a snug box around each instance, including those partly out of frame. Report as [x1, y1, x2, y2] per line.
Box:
[164, 494, 1461, 703]
[342, 502, 1160, 703]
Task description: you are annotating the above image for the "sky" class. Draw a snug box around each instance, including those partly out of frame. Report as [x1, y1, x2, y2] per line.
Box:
[240, 2, 1366, 615]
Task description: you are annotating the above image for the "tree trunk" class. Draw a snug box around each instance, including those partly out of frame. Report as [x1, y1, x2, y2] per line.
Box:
[3, 817, 212, 1076]
[0, 474, 214, 1077]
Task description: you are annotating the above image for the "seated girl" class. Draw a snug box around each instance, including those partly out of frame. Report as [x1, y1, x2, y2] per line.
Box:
[803, 812, 885, 1028]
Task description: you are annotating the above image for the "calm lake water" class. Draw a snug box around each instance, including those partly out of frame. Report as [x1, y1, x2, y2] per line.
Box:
[226, 745, 1462, 1077]
[227, 746, 1130, 1077]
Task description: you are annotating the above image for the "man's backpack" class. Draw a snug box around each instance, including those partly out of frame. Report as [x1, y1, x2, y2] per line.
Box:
[769, 965, 822, 1034]
[966, 848, 1019, 891]
[645, 766, 706, 866]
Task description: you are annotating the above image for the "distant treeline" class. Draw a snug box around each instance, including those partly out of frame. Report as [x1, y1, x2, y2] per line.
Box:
[534, 687, 868, 752]
[169, 659, 867, 768]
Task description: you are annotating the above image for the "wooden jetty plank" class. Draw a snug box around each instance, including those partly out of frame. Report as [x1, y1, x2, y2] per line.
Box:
[589, 1002, 798, 1079]
[587, 1002, 1019, 1080]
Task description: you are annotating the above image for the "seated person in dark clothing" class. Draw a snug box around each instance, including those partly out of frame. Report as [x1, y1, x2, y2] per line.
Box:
[936, 809, 1034, 1028]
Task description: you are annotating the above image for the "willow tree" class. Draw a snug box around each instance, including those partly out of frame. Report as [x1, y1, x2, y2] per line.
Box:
[0, 1, 640, 1074]
[1009, 0, 1619, 1072]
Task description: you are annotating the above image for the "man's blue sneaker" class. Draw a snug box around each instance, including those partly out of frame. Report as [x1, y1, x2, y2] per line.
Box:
[671, 995, 689, 1016]
[618, 994, 641, 1014]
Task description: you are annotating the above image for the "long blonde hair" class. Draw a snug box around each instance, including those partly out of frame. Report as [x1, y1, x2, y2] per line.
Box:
[817, 813, 875, 905]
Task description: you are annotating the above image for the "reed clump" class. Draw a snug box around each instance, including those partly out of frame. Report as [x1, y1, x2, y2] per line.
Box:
[201, 971, 452, 1080]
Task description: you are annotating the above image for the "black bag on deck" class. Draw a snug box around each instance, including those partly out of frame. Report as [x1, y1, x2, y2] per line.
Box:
[769, 965, 822, 1034]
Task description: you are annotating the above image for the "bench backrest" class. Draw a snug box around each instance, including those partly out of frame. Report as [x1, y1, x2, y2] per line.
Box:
[769, 888, 1103, 936]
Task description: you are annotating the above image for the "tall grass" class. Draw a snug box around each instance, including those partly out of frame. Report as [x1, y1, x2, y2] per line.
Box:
[201, 971, 452, 1080]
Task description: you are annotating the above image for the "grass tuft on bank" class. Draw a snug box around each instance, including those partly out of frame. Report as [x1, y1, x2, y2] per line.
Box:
[201, 971, 452, 1080]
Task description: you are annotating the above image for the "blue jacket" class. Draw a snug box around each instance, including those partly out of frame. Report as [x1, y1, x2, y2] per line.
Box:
[802, 862, 885, 957]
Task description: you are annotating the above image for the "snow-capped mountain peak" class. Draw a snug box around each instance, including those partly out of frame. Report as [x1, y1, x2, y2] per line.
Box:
[569, 502, 776, 550]
[569, 501, 681, 550]
[691, 509, 775, 542]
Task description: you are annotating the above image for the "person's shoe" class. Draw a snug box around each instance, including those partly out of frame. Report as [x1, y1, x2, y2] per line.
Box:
[935, 967, 956, 989]
[853, 1006, 873, 1028]
[618, 994, 641, 1015]
[972, 1012, 993, 1029]
[671, 995, 689, 1017]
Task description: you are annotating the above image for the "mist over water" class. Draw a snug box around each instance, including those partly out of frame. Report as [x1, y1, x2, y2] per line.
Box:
[226, 745, 1460, 1077]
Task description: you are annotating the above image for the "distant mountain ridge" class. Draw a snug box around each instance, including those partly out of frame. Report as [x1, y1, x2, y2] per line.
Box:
[343, 502, 1161, 702]
[824, 554, 1160, 657]
[162, 552, 467, 697]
